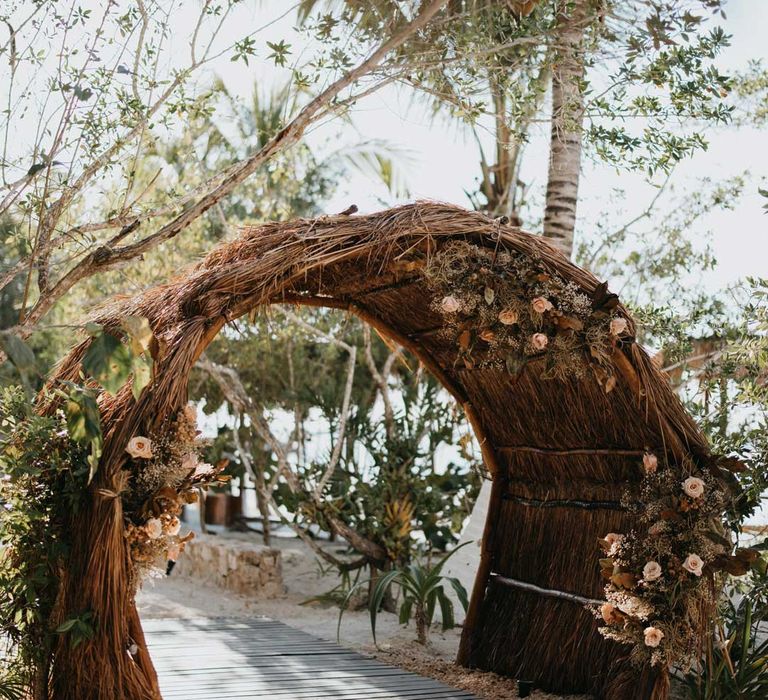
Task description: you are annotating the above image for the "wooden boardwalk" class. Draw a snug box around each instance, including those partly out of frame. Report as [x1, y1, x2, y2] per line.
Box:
[143, 618, 478, 700]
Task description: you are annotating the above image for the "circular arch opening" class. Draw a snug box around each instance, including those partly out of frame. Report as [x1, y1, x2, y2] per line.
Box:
[42, 203, 712, 700]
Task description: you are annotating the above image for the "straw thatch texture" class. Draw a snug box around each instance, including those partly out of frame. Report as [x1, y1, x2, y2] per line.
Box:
[44, 202, 711, 699]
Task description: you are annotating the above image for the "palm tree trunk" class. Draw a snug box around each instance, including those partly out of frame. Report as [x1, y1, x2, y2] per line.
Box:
[543, 0, 591, 259]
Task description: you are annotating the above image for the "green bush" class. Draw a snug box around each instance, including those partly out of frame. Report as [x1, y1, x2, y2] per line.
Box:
[0, 386, 90, 689]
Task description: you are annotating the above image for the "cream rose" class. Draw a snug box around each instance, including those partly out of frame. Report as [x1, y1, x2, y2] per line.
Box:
[145, 518, 162, 540]
[183, 403, 198, 427]
[618, 596, 655, 620]
[531, 297, 553, 314]
[682, 476, 705, 499]
[126, 436, 153, 459]
[498, 309, 519, 325]
[164, 516, 181, 537]
[610, 317, 628, 336]
[682, 553, 704, 577]
[181, 452, 198, 472]
[643, 626, 664, 648]
[643, 561, 662, 582]
[600, 603, 619, 624]
[440, 296, 461, 313]
[531, 333, 549, 351]
[643, 452, 658, 474]
[194, 462, 215, 478]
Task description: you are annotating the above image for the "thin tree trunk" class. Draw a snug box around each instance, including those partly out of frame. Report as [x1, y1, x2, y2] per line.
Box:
[232, 419, 272, 546]
[543, 0, 591, 259]
[254, 467, 272, 547]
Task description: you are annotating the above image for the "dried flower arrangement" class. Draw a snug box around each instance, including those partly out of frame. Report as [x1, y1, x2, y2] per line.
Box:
[421, 241, 626, 385]
[122, 404, 229, 581]
[595, 453, 757, 669]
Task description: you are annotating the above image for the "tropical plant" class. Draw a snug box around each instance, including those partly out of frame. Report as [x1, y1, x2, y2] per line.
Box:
[683, 567, 768, 699]
[0, 670, 25, 700]
[338, 542, 470, 645]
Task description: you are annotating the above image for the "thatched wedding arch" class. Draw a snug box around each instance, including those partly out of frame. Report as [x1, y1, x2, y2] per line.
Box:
[45, 202, 714, 699]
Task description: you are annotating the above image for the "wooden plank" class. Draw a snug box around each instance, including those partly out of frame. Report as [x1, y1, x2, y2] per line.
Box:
[145, 617, 477, 700]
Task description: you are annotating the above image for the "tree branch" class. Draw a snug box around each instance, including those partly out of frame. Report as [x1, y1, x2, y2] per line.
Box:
[13, 0, 450, 332]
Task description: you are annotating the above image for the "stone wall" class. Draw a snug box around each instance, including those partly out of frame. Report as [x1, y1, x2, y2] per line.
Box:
[173, 533, 283, 598]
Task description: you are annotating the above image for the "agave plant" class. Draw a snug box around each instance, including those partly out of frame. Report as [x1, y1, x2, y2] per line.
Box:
[338, 543, 470, 646]
[684, 595, 768, 699]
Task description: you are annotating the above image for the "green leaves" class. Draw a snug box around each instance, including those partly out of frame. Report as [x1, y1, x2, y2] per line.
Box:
[760, 187, 768, 213]
[266, 40, 292, 67]
[63, 384, 102, 483]
[82, 324, 133, 395]
[0, 387, 92, 676]
[55, 611, 96, 649]
[122, 316, 154, 399]
[81, 316, 154, 400]
[367, 570, 401, 646]
[0, 331, 38, 394]
[64, 388, 101, 445]
[0, 669, 26, 700]
[232, 36, 257, 65]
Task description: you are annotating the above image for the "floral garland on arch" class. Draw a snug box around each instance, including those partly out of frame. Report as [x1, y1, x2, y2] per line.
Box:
[122, 404, 229, 582]
[595, 452, 757, 669]
[421, 241, 627, 387]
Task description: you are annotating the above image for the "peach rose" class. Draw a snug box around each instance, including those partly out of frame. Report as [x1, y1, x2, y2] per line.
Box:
[531, 297, 553, 314]
[610, 317, 628, 336]
[126, 436, 153, 459]
[643, 452, 658, 474]
[600, 603, 619, 624]
[498, 309, 519, 325]
[440, 295, 461, 313]
[682, 553, 704, 577]
[643, 561, 662, 582]
[531, 333, 549, 351]
[682, 476, 705, 499]
[603, 532, 623, 556]
[145, 518, 162, 540]
[479, 329, 496, 342]
[644, 626, 664, 648]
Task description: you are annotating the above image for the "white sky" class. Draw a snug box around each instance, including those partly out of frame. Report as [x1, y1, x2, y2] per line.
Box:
[197, 1, 768, 294]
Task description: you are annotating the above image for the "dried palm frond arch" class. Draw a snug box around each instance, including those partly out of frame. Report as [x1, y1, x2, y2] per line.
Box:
[45, 202, 713, 699]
